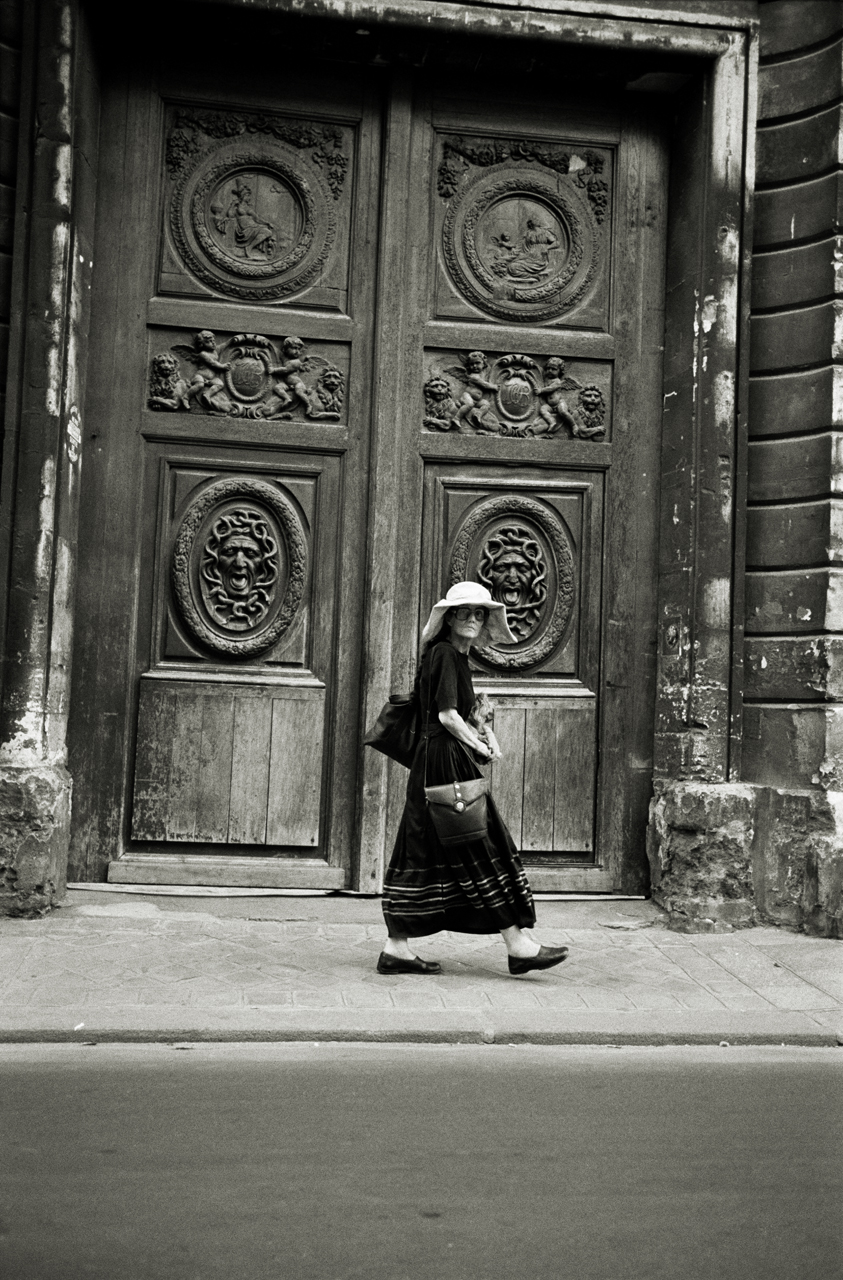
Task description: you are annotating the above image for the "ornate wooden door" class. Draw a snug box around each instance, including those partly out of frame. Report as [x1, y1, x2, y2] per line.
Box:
[69, 16, 667, 892]
[370, 67, 668, 894]
[69, 33, 382, 886]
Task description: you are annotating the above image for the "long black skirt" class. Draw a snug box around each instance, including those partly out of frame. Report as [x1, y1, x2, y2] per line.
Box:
[383, 730, 536, 937]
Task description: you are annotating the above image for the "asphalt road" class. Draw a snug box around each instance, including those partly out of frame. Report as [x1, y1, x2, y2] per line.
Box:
[1, 1044, 840, 1280]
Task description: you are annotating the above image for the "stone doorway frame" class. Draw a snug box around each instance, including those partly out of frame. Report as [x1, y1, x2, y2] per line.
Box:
[0, 0, 757, 913]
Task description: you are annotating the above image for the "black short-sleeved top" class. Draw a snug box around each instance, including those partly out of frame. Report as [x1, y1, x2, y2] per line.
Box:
[420, 640, 475, 728]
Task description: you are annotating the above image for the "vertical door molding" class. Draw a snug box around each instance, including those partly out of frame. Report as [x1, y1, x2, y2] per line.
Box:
[654, 32, 755, 787]
[357, 71, 417, 890]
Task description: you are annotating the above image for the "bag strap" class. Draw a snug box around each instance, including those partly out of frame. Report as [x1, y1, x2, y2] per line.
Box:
[424, 648, 431, 793]
[423, 645, 479, 797]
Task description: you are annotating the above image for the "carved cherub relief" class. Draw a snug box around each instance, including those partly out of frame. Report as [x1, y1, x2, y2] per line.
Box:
[264, 336, 340, 421]
[534, 357, 583, 437]
[171, 330, 234, 415]
[420, 350, 607, 440]
[449, 351, 503, 435]
[148, 331, 345, 423]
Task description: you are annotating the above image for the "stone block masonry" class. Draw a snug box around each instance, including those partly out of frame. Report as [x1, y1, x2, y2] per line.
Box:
[650, 2, 843, 938]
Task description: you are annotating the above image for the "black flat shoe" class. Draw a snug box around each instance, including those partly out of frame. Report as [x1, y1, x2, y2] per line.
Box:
[508, 945, 569, 976]
[376, 952, 442, 975]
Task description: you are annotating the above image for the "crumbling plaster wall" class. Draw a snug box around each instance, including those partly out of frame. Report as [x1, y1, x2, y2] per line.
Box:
[649, 0, 843, 938]
[0, 0, 96, 915]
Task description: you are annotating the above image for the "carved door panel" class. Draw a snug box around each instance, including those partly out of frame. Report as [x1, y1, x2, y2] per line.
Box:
[69, 35, 382, 886]
[375, 72, 668, 892]
[70, 14, 667, 892]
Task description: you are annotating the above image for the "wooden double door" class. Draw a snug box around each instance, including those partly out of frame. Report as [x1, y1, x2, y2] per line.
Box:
[69, 15, 667, 892]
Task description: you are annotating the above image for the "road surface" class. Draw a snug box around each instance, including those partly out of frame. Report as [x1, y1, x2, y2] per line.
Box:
[1, 1044, 840, 1279]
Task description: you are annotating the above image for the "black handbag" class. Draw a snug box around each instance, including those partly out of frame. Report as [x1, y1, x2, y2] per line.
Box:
[422, 661, 489, 845]
[364, 693, 419, 769]
[425, 774, 489, 846]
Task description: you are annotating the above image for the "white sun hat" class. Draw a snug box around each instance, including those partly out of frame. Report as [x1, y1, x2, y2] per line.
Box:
[421, 580, 517, 647]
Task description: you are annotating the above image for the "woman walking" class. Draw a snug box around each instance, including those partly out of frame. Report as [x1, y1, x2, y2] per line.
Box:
[377, 581, 569, 977]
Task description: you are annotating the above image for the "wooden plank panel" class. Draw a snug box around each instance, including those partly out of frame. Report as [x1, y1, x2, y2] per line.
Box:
[194, 693, 234, 843]
[266, 692, 325, 847]
[521, 709, 557, 853]
[228, 697, 273, 845]
[552, 704, 596, 852]
[491, 708, 525, 848]
[109, 855, 346, 889]
[130, 685, 176, 841]
[165, 690, 204, 841]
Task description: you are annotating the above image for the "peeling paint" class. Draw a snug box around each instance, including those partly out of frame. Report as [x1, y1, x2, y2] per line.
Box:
[34, 457, 56, 582]
[701, 294, 718, 333]
[713, 368, 734, 443]
[703, 577, 730, 630]
[45, 224, 70, 416]
[833, 299, 843, 362]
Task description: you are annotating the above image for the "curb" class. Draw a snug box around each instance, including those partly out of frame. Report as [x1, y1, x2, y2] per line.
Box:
[1, 1009, 839, 1047]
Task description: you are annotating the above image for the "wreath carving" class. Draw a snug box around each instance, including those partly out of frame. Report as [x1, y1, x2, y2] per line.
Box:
[169, 145, 336, 302]
[442, 167, 598, 324]
[172, 478, 307, 657]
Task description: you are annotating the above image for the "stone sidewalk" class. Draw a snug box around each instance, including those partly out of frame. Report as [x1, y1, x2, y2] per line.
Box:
[0, 890, 840, 1044]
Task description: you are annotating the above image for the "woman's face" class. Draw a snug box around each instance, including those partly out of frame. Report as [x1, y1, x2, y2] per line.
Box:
[447, 606, 487, 645]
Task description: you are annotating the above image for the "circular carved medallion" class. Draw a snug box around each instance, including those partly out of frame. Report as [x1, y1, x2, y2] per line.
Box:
[170, 140, 336, 302]
[172, 478, 307, 657]
[443, 166, 597, 323]
[449, 496, 575, 670]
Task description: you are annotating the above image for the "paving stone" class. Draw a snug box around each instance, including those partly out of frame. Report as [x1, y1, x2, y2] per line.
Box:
[291, 989, 347, 1009]
[749, 985, 841, 1012]
[387, 989, 447, 1010]
[1, 898, 839, 1042]
[573, 989, 635, 1010]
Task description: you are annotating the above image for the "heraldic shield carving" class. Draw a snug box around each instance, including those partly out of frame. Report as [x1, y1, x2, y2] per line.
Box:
[166, 108, 347, 302]
[449, 496, 575, 670]
[172, 478, 307, 658]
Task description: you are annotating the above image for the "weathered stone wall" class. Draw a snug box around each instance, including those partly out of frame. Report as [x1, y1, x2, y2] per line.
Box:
[745, 0, 843, 786]
[0, 0, 24, 472]
[649, 780, 843, 936]
[649, 1, 843, 938]
[0, 0, 96, 916]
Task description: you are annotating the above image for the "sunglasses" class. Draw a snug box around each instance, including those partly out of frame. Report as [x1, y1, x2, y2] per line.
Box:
[452, 607, 488, 623]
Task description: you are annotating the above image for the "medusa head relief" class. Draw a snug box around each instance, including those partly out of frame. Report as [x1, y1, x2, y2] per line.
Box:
[199, 507, 279, 632]
[449, 494, 576, 671]
[478, 525, 547, 641]
[172, 477, 307, 658]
